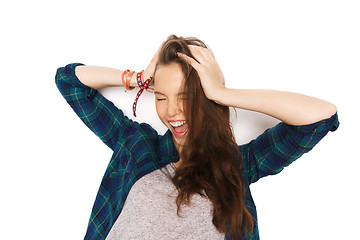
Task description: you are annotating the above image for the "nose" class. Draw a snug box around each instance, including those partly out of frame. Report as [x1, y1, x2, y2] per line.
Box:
[167, 98, 182, 117]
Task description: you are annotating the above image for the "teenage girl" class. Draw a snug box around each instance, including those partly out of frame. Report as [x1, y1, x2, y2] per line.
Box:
[55, 35, 339, 240]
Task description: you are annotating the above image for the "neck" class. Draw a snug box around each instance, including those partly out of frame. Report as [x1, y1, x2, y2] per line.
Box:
[173, 158, 183, 169]
[172, 137, 184, 153]
[172, 137, 184, 169]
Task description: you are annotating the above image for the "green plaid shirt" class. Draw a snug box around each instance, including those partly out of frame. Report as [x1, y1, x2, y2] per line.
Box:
[55, 63, 339, 240]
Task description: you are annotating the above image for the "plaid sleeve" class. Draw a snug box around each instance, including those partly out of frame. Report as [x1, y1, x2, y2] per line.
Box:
[55, 63, 138, 151]
[239, 112, 339, 184]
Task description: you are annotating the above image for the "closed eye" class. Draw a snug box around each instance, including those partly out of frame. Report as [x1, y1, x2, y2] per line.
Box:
[156, 97, 188, 101]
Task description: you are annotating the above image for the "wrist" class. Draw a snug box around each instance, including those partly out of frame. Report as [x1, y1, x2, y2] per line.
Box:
[210, 87, 228, 105]
[128, 67, 155, 88]
[129, 72, 137, 87]
[143, 62, 156, 85]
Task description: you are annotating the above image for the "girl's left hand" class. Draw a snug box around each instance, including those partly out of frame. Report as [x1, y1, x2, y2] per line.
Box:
[177, 45, 226, 101]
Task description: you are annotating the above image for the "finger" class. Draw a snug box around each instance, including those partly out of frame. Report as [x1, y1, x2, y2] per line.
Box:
[188, 45, 217, 68]
[187, 45, 209, 64]
[177, 52, 201, 70]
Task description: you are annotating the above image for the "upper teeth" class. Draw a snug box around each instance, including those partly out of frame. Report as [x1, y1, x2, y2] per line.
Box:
[169, 121, 186, 127]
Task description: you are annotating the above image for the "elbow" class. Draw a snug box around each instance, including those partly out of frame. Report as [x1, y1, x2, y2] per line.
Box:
[326, 101, 338, 116]
[304, 101, 338, 125]
[316, 101, 338, 122]
[55, 67, 65, 86]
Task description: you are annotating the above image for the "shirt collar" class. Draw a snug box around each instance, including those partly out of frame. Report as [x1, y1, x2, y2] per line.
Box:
[158, 129, 179, 164]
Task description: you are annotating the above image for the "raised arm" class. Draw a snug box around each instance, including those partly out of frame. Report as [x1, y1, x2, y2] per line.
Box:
[55, 63, 132, 150]
[177, 45, 337, 125]
[215, 89, 337, 126]
[55, 43, 164, 150]
[75, 62, 156, 90]
[74, 43, 161, 90]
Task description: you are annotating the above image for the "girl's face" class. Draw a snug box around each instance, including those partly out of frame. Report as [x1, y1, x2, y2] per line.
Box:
[154, 62, 188, 151]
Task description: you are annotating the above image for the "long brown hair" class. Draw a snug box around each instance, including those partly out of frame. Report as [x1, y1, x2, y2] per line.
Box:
[155, 34, 254, 238]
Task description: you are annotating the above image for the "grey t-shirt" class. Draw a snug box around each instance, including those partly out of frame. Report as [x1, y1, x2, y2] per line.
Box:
[106, 163, 225, 240]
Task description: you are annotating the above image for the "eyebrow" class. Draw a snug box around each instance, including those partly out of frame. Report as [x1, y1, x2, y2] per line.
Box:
[154, 91, 187, 96]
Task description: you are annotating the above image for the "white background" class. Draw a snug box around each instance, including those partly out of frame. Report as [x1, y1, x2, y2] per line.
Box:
[1, 0, 359, 239]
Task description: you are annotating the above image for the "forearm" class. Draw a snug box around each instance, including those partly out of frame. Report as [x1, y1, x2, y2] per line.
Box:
[74, 66, 135, 90]
[75, 63, 156, 90]
[215, 88, 337, 125]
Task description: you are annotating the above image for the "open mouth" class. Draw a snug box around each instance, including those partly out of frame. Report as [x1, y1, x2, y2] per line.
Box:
[169, 121, 188, 137]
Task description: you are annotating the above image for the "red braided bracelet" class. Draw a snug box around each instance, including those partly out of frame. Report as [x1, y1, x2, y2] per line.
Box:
[132, 70, 154, 117]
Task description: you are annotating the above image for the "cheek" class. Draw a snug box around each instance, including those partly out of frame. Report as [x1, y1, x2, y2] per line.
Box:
[179, 101, 184, 112]
[155, 102, 167, 120]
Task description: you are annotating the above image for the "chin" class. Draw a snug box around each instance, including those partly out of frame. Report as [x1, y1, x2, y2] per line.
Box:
[171, 131, 187, 147]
